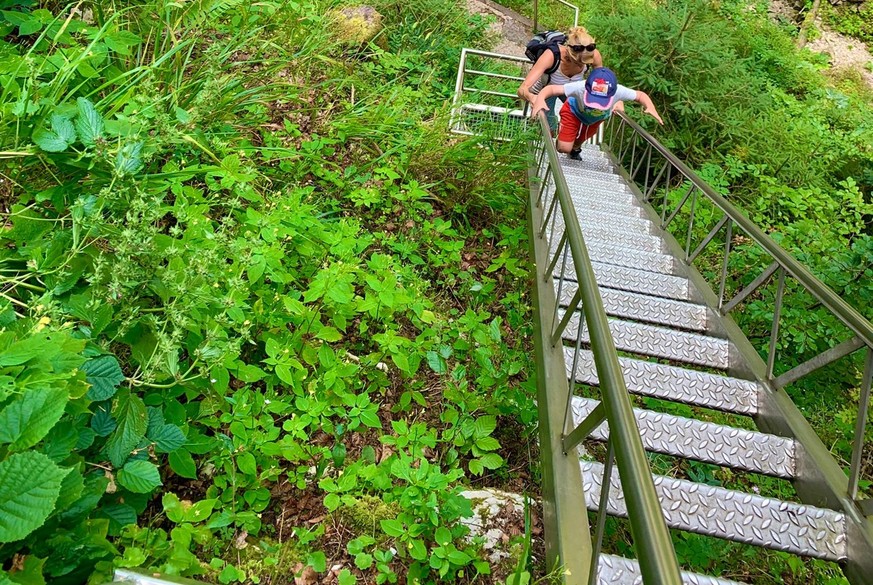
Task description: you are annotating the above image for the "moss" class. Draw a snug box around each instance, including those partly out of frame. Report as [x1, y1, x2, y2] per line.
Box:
[337, 495, 400, 536]
[326, 6, 386, 48]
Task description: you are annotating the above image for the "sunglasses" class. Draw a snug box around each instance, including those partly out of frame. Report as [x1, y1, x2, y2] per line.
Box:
[568, 43, 596, 52]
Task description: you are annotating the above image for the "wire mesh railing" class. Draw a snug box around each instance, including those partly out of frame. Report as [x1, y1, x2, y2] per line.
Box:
[528, 110, 683, 584]
[601, 111, 873, 517]
[449, 49, 532, 141]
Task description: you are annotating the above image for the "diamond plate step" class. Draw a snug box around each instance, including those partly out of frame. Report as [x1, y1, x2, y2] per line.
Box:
[552, 214, 663, 253]
[549, 234, 677, 276]
[556, 282, 708, 331]
[561, 165, 623, 184]
[565, 349, 758, 415]
[572, 397, 796, 477]
[598, 554, 749, 585]
[582, 261, 686, 298]
[579, 209, 655, 235]
[566, 180, 635, 206]
[581, 462, 847, 561]
[561, 312, 731, 368]
[566, 192, 647, 219]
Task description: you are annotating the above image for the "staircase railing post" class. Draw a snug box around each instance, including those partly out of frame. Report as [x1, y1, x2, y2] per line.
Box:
[848, 347, 873, 500]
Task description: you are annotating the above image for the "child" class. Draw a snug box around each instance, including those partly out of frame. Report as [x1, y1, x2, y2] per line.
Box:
[531, 67, 663, 159]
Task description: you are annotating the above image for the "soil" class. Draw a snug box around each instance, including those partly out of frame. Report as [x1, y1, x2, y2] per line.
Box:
[769, 0, 873, 89]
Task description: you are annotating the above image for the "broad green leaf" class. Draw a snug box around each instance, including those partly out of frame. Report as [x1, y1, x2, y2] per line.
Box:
[354, 553, 373, 570]
[478, 453, 504, 470]
[149, 423, 186, 453]
[324, 493, 341, 512]
[474, 436, 500, 452]
[168, 449, 197, 479]
[104, 30, 142, 55]
[380, 518, 404, 537]
[0, 387, 68, 450]
[425, 350, 447, 374]
[51, 114, 76, 144]
[99, 502, 137, 533]
[359, 410, 381, 429]
[117, 460, 161, 493]
[410, 538, 427, 561]
[0, 451, 69, 542]
[75, 98, 103, 147]
[82, 355, 125, 400]
[306, 551, 326, 573]
[338, 569, 356, 585]
[236, 451, 257, 475]
[91, 408, 116, 437]
[32, 128, 69, 153]
[6, 555, 45, 585]
[434, 526, 452, 545]
[447, 550, 471, 566]
[468, 458, 484, 476]
[114, 141, 143, 176]
[105, 393, 147, 467]
[473, 415, 497, 438]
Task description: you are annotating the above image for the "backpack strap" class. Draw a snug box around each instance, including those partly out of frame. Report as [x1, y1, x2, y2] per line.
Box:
[544, 44, 561, 75]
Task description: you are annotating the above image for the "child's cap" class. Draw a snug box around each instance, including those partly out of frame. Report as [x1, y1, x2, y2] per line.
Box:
[583, 67, 618, 110]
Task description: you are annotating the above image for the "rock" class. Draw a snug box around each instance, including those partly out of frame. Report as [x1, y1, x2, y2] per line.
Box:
[327, 6, 385, 48]
[460, 488, 526, 564]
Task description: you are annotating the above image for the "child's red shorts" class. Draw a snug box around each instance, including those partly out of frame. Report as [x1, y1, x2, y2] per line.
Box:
[558, 101, 603, 144]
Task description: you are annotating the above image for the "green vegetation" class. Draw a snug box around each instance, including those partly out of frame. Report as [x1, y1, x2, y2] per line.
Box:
[0, 0, 538, 583]
[824, 1, 873, 44]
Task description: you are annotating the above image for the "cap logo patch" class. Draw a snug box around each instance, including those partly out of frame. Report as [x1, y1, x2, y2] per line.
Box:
[590, 78, 611, 96]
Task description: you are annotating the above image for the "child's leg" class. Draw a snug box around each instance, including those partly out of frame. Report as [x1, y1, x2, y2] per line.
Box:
[572, 120, 603, 149]
[556, 101, 582, 153]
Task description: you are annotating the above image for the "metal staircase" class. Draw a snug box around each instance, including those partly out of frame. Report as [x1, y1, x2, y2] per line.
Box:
[450, 48, 873, 584]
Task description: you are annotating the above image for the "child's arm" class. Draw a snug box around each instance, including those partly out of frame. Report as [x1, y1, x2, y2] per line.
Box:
[529, 84, 565, 118]
[633, 91, 664, 125]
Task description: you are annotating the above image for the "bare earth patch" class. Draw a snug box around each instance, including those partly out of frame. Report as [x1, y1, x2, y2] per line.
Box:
[769, 0, 873, 90]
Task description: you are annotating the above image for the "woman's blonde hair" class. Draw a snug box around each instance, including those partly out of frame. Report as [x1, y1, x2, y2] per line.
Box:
[565, 26, 596, 65]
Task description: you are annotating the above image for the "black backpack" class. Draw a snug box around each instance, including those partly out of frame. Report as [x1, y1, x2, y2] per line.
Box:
[525, 30, 566, 76]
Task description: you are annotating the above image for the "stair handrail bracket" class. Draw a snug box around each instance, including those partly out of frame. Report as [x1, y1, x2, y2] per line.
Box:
[601, 111, 873, 581]
[527, 111, 683, 584]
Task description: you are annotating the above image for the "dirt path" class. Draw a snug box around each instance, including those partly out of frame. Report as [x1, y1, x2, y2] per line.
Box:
[770, 0, 873, 90]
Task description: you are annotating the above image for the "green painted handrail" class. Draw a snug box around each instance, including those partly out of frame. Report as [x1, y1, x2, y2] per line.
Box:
[534, 112, 683, 584]
[613, 112, 873, 350]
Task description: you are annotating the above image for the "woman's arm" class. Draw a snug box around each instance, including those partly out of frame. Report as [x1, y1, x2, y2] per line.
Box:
[633, 91, 664, 125]
[517, 51, 556, 104]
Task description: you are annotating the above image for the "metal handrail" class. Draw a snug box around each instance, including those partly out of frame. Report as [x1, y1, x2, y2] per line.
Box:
[532, 0, 580, 32]
[604, 111, 873, 506]
[611, 112, 873, 349]
[532, 111, 682, 584]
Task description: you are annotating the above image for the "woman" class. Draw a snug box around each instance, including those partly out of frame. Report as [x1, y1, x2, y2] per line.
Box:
[517, 27, 604, 127]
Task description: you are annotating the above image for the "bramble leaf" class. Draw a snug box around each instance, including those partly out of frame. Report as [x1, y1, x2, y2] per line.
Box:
[82, 355, 125, 400]
[105, 393, 147, 467]
[0, 387, 68, 450]
[75, 98, 103, 146]
[117, 460, 161, 493]
[0, 451, 69, 542]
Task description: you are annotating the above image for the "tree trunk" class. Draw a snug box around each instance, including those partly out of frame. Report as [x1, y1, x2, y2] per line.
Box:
[796, 0, 822, 48]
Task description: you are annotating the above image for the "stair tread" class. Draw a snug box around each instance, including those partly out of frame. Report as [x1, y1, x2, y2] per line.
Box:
[561, 312, 731, 369]
[552, 213, 663, 253]
[572, 397, 795, 477]
[588, 260, 685, 296]
[556, 282, 708, 331]
[598, 554, 749, 585]
[565, 349, 758, 415]
[581, 462, 847, 561]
